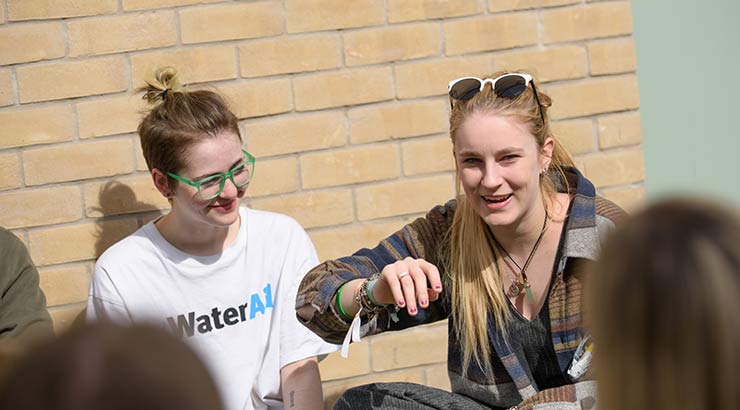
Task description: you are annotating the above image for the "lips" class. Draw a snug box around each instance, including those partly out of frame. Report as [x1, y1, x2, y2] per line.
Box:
[482, 194, 513, 203]
[209, 199, 236, 212]
[480, 193, 513, 211]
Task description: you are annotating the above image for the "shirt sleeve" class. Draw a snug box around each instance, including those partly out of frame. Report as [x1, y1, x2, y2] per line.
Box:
[86, 262, 133, 325]
[0, 229, 54, 343]
[295, 200, 457, 344]
[279, 225, 339, 368]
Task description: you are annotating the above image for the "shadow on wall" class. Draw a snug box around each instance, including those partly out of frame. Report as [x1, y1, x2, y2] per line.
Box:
[91, 180, 165, 259]
[72, 180, 165, 328]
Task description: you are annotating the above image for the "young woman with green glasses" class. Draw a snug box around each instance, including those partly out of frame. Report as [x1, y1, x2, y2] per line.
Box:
[86, 67, 336, 410]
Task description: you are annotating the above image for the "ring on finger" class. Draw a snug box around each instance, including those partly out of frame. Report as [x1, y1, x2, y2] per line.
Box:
[398, 271, 410, 280]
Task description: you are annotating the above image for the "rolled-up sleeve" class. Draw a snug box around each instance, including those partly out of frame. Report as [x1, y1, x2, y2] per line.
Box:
[295, 200, 457, 344]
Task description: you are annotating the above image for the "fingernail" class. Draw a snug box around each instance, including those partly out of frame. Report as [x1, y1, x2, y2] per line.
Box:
[420, 300, 428, 306]
[398, 300, 405, 307]
[409, 307, 417, 314]
[434, 285, 442, 290]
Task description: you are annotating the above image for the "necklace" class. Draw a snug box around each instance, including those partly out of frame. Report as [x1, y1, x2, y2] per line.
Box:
[491, 213, 549, 301]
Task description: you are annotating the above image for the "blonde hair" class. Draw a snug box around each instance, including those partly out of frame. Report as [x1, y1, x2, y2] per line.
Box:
[588, 198, 740, 410]
[447, 71, 575, 375]
[137, 67, 241, 190]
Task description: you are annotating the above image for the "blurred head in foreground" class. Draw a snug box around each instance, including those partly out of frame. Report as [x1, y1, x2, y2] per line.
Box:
[589, 198, 740, 410]
[0, 322, 223, 410]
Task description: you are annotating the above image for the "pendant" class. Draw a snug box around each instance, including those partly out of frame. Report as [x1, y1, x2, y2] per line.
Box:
[508, 283, 521, 297]
[523, 282, 534, 301]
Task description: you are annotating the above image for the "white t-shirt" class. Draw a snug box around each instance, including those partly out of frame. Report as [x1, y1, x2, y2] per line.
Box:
[87, 207, 338, 410]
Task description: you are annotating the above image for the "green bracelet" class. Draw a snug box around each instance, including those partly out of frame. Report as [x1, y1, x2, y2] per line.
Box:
[336, 284, 353, 320]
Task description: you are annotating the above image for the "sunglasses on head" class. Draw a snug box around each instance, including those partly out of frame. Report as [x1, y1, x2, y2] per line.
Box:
[447, 73, 545, 124]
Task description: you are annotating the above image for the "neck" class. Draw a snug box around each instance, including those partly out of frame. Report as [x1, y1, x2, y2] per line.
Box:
[489, 196, 549, 257]
[155, 210, 240, 256]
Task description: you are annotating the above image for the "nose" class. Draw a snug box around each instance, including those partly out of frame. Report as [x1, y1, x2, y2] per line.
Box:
[219, 177, 239, 199]
[480, 162, 503, 189]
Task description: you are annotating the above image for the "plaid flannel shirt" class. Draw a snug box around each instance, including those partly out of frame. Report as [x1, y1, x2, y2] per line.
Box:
[296, 167, 625, 409]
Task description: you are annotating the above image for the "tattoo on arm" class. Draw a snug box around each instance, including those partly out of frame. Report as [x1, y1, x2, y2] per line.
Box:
[289, 390, 295, 408]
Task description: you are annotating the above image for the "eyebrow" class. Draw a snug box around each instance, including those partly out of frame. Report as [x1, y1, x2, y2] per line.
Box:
[192, 156, 245, 181]
[456, 147, 524, 157]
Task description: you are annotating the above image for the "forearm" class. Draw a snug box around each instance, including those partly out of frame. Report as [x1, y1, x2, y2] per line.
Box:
[336, 279, 365, 318]
[280, 357, 323, 410]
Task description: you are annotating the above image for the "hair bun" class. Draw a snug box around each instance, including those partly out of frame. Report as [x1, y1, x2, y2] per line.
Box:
[140, 66, 184, 104]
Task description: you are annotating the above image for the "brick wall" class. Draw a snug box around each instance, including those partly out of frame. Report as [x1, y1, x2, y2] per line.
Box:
[0, 0, 643, 406]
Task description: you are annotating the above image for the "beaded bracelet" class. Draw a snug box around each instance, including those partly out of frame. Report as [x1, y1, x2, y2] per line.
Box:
[365, 278, 388, 307]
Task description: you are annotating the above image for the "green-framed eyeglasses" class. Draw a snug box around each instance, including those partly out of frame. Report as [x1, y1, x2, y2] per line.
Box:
[166, 149, 256, 200]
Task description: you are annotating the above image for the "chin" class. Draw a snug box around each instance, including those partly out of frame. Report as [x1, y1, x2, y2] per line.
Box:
[203, 205, 240, 227]
[481, 211, 518, 229]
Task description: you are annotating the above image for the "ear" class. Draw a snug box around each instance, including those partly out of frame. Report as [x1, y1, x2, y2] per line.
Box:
[151, 169, 172, 198]
[540, 137, 555, 171]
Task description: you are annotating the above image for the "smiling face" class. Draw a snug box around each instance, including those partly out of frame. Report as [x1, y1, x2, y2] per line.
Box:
[454, 112, 553, 229]
[167, 131, 247, 229]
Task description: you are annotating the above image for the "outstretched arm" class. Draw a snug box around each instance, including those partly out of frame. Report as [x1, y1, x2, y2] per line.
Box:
[280, 357, 323, 410]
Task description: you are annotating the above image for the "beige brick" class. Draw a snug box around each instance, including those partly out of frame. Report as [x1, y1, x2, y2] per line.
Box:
[489, 0, 579, 12]
[0, 69, 14, 107]
[0, 23, 64, 65]
[49, 304, 86, 334]
[8, 0, 116, 21]
[395, 55, 490, 99]
[309, 218, 410, 261]
[244, 112, 345, 158]
[286, 0, 384, 33]
[0, 4, 5, 23]
[425, 363, 451, 391]
[588, 38, 637, 76]
[77, 95, 147, 138]
[39, 264, 90, 306]
[598, 112, 642, 149]
[0, 153, 21, 191]
[29, 219, 139, 265]
[551, 119, 594, 155]
[23, 138, 135, 186]
[444, 14, 537, 56]
[356, 175, 454, 220]
[388, 0, 482, 23]
[543, 2, 633, 44]
[492, 46, 587, 83]
[131, 46, 236, 86]
[83, 175, 170, 217]
[0, 186, 82, 229]
[180, 2, 282, 44]
[601, 185, 645, 212]
[217, 80, 292, 120]
[294, 67, 394, 111]
[249, 190, 354, 229]
[320, 342, 370, 381]
[245, 157, 298, 198]
[0, 105, 74, 149]
[402, 136, 455, 175]
[239, 34, 340, 78]
[17, 57, 127, 103]
[344, 23, 439, 67]
[349, 100, 448, 144]
[300, 145, 400, 189]
[323, 368, 425, 409]
[123, 0, 222, 11]
[545, 76, 640, 120]
[582, 149, 644, 188]
[371, 323, 447, 371]
[68, 11, 176, 57]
